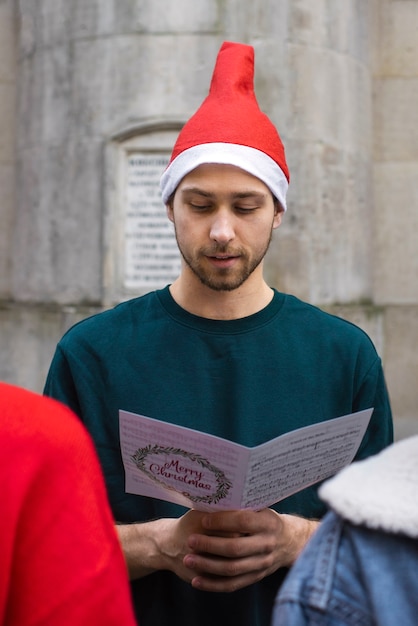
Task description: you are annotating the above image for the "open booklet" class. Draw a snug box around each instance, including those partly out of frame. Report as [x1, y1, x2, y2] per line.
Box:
[119, 408, 373, 512]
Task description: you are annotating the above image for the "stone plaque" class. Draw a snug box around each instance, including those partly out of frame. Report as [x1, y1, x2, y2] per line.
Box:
[124, 153, 181, 289]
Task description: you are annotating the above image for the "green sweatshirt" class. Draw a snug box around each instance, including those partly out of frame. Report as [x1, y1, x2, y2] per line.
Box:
[44, 287, 393, 626]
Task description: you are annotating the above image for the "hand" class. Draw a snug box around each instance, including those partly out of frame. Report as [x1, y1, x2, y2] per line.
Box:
[117, 509, 318, 590]
[117, 509, 211, 582]
[182, 509, 319, 593]
[153, 509, 211, 583]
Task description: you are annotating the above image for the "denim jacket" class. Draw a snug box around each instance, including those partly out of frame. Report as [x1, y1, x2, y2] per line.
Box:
[272, 510, 418, 625]
[272, 436, 418, 626]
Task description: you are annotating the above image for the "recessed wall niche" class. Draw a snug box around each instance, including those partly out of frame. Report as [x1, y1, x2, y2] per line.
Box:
[103, 121, 183, 305]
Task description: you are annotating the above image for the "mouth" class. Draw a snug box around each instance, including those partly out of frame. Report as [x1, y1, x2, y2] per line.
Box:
[206, 254, 239, 269]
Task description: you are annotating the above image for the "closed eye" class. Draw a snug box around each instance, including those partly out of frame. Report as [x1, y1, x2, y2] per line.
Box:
[235, 206, 259, 213]
[189, 203, 211, 210]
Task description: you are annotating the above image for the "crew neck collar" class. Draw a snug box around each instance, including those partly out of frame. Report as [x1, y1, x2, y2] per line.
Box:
[156, 285, 285, 334]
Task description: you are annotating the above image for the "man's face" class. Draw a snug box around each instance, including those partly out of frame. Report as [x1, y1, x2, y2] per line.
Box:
[167, 164, 283, 292]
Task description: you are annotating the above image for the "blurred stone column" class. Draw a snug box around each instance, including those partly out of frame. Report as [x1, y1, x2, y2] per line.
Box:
[266, 1, 374, 307]
[372, 0, 418, 434]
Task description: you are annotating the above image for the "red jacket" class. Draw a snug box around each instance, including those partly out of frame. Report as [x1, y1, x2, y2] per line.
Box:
[0, 382, 136, 625]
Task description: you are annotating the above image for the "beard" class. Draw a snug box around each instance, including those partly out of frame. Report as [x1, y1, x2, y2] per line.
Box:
[174, 231, 273, 292]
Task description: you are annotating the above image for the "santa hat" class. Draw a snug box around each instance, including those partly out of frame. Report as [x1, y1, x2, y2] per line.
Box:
[160, 41, 289, 211]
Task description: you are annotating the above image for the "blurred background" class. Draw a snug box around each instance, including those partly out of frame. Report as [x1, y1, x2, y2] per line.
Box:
[0, 0, 417, 439]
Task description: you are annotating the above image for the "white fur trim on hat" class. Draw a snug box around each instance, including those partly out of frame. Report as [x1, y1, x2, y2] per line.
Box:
[160, 143, 288, 211]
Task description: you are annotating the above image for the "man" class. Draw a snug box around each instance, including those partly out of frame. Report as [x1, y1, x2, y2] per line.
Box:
[0, 382, 136, 626]
[272, 436, 418, 625]
[44, 42, 393, 626]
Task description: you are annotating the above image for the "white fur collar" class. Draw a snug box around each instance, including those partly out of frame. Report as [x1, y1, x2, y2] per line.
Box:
[319, 436, 418, 538]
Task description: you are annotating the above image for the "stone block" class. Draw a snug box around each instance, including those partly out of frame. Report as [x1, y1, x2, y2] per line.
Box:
[0, 164, 15, 296]
[123, 0, 219, 34]
[288, 0, 371, 63]
[12, 138, 103, 303]
[265, 231, 311, 302]
[384, 305, 418, 423]
[63, 34, 220, 137]
[16, 53, 46, 152]
[0, 303, 101, 393]
[0, 83, 15, 163]
[373, 163, 418, 304]
[374, 78, 418, 161]
[287, 43, 371, 154]
[223, 0, 288, 39]
[36, 0, 220, 45]
[0, 0, 16, 81]
[378, 0, 418, 76]
[253, 38, 288, 126]
[279, 137, 373, 306]
[0, 305, 61, 392]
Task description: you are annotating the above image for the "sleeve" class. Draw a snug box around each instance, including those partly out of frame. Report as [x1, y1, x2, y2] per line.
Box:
[5, 393, 137, 626]
[44, 344, 83, 417]
[353, 356, 393, 461]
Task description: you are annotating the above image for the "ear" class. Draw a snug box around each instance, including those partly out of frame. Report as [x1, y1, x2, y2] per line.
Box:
[272, 202, 284, 229]
[166, 203, 174, 223]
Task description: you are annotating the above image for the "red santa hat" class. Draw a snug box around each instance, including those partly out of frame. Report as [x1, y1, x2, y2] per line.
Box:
[160, 41, 289, 211]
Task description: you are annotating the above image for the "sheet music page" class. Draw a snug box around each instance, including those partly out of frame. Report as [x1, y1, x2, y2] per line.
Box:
[241, 408, 373, 510]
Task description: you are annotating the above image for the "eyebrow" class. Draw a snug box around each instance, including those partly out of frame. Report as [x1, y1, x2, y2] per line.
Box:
[180, 187, 268, 199]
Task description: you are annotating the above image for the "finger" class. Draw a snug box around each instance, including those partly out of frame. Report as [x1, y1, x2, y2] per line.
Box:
[189, 519, 280, 559]
[184, 549, 274, 578]
[202, 508, 279, 536]
[201, 510, 259, 534]
[190, 569, 267, 593]
[188, 532, 264, 559]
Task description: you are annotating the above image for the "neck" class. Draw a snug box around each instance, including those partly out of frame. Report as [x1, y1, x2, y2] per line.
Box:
[169, 269, 274, 320]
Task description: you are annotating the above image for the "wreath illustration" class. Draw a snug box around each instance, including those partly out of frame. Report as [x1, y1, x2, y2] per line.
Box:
[131, 444, 232, 505]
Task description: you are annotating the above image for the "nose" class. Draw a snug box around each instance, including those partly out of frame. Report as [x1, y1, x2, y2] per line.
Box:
[209, 210, 235, 244]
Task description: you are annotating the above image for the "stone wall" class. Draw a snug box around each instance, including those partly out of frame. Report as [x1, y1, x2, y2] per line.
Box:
[0, 0, 417, 438]
[0, 0, 16, 297]
[372, 0, 418, 436]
